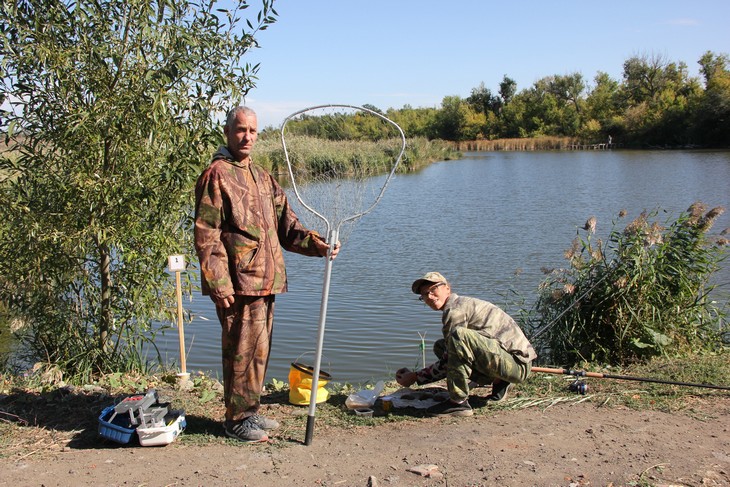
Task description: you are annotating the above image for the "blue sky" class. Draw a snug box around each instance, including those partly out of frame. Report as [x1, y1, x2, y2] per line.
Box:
[243, 1, 730, 129]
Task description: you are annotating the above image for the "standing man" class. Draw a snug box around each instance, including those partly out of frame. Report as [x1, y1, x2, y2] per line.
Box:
[396, 272, 536, 417]
[194, 106, 339, 442]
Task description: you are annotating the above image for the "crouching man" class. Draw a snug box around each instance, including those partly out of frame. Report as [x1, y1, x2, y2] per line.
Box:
[396, 272, 537, 417]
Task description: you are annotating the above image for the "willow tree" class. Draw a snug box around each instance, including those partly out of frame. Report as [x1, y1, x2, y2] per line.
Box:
[0, 0, 277, 381]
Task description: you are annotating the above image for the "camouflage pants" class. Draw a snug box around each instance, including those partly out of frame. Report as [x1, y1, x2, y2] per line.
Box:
[216, 295, 275, 422]
[437, 327, 531, 402]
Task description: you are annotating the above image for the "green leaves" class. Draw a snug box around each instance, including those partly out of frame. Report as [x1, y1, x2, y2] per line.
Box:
[0, 0, 279, 381]
[530, 204, 727, 366]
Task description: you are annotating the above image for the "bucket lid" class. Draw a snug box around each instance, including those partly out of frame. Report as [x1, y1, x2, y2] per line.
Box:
[291, 362, 332, 380]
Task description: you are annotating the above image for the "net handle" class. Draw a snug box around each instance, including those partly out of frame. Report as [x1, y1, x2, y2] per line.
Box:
[279, 103, 407, 235]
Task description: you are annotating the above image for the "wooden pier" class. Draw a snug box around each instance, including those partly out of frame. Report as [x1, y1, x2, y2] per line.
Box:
[568, 143, 619, 150]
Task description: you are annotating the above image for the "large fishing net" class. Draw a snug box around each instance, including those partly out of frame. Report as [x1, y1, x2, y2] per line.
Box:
[280, 104, 406, 444]
[281, 104, 406, 247]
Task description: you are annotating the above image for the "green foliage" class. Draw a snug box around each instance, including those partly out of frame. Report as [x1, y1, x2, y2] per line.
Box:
[386, 105, 438, 139]
[0, 0, 277, 381]
[434, 96, 470, 140]
[694, 51, 730, 146]
[498, 75, 517, 105]
[256, 107, 459, 177]
[528, 203, 728, 366]
[266, 377, 286, 392]
[619, 54, 704, 146]
[376, 51, 729, 147]
[254, 130, 459, 178]
[466, 82, 502, 115]
[197, 388, 217, 404]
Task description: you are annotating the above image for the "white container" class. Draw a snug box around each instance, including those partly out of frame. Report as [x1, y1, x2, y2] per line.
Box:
[354, 408, 374, 418]
[137, 413, 186, 447]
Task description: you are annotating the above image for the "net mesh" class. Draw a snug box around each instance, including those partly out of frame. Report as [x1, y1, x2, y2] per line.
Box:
[280, 105, 406, 245]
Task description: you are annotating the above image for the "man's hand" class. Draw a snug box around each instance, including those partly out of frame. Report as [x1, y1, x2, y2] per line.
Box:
[213, 294, 236, 309]
[395, 367, 417, 387]
[314, 239, 341, 260]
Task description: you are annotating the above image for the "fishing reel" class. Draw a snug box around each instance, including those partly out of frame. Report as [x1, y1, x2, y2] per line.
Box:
[569, 379, 588, 395]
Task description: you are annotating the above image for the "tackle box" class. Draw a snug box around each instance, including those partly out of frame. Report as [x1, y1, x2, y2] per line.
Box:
[98, 404, 136, 444]
[136, 411, 186, 447]
[98, 389, 185, 446]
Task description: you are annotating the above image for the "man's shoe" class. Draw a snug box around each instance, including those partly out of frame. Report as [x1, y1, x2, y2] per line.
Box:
[487, 380, 512, 402]
[426, 399, 473, 417]
[248, 414, 280, 431]
[224, 418, 269, 443]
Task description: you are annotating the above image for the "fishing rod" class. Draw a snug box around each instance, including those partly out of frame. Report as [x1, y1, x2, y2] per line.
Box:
[532, 366, 730, 391]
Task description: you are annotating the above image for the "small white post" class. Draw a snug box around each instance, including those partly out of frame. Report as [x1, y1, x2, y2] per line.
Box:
[168, 255, 189, 383]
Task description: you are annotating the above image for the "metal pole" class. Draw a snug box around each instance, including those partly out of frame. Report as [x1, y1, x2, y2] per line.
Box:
[532, 366, 730, 390]
[304, 228, 338, 446]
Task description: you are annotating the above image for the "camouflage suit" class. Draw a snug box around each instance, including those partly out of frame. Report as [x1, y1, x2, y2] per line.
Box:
[414, 293, 537, 402]
[194, 146, 324, 422]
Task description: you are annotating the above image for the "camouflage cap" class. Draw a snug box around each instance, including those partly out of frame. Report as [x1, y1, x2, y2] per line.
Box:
[411, 272, 448, 294]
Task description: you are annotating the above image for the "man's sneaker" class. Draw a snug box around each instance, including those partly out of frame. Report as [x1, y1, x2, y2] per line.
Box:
[224, 418, 269, 443]
[426, 399, 473, 417]
[248, 414, 280, 431]
[487, 380, 512, 402]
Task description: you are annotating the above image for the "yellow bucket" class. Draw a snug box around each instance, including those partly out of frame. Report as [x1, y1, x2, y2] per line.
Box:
[288, 360, 332, 406]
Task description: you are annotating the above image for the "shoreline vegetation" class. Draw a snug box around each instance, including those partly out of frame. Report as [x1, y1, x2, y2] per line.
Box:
[253, 134, 463, 176]
[247, 132, 717, 186]
[452, 136, 576, 152]
[249, 132, 716, 185]
[0, 352, 728, 460]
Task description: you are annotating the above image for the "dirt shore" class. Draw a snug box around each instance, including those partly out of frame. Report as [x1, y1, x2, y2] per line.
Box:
[1, 395, 728, 487]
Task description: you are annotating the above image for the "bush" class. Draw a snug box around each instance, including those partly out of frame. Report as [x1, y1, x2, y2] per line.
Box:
[529, 203, 728, 366]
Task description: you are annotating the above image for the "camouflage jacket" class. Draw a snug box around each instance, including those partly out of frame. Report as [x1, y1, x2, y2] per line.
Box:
[440, 293, 537, 363]
[194, 146, 324, 299]
[415, 293, 536, 384]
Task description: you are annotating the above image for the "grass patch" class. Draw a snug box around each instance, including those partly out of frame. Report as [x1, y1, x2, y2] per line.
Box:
[0, 353, 727, 458]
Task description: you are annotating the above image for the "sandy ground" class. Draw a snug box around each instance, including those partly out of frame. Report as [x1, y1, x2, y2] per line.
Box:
[1, 395, 728, 487]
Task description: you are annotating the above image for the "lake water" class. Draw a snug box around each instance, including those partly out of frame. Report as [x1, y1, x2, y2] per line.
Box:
[157, 150, 730, 385]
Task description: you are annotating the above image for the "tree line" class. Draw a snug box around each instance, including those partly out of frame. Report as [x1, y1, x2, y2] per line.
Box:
[378, 52, 730, 148]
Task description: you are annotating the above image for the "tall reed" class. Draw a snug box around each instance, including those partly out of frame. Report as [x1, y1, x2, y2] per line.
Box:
[452, 136, 578, 151]
[253, 135, 460, 177]
[528, 203, 728, 366]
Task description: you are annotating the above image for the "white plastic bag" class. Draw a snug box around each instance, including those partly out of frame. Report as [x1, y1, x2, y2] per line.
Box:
[345, 381, 385, 409]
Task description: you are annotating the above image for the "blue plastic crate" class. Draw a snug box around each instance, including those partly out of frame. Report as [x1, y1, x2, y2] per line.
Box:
[98, 405, 136, 444]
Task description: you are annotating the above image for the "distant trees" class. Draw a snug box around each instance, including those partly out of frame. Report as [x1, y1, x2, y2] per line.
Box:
[499, 76, 517, 105]
[467, 82, 502, 115]
[695, 51, 730, 146]
[582, 72, 623, 141]
[382, 51, 730, 147]
[618, 54, 703, 145]
[386, 105, 438, 139]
